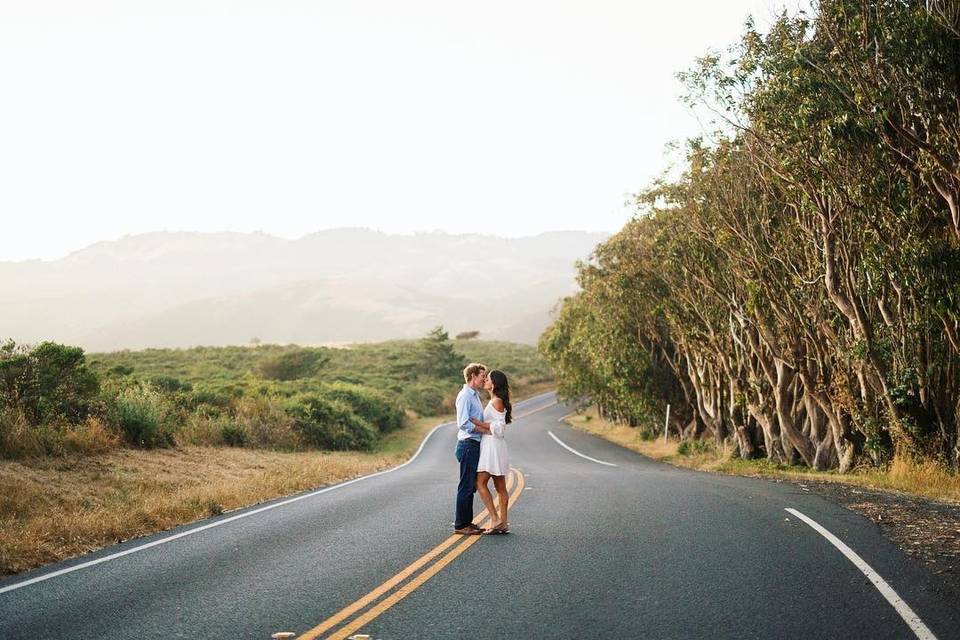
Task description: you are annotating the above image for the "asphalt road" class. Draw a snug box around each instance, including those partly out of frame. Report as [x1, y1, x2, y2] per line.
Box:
[1, 391, 957, 639]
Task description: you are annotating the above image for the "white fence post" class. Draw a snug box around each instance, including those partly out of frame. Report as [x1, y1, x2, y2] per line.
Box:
[663, 404, 671, 442]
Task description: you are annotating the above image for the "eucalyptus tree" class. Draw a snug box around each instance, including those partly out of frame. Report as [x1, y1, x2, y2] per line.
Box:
[540, 0, 960, 472]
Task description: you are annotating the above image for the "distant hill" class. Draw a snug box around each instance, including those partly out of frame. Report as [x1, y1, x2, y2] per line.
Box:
[0, 229, 606, 351]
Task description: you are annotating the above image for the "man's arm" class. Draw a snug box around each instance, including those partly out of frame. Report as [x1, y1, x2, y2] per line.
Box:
[456, 391, 477, 436]
[469, 391, 491, 433]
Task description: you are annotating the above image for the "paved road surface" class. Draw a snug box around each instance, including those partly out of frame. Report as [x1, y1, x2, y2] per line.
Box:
[1, 392, 957, 639]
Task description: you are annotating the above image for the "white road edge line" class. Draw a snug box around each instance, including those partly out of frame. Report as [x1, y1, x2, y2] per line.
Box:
[557, 410, 577, 422]
[0, 391, 559, 596]
[785, 507, 937, 640]
[547, 430, 617, 467]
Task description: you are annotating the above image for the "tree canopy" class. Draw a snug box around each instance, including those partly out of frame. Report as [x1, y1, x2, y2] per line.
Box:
[540, 0, 960, 472]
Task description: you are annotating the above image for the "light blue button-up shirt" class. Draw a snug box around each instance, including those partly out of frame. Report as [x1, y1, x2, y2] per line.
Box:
[455, 384, 484, 442]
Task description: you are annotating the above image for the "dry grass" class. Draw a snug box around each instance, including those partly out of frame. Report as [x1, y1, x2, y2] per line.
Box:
[565, 406, 960, 505]
[0, 412, 450, 577]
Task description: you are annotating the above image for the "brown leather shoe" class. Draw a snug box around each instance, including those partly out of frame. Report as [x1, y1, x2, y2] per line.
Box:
[453, 526, 482, 535]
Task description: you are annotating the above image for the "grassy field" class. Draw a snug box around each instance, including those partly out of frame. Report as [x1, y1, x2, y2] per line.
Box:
[1, 333, 553, 458]
[86, 338, 551, 406]
[565, 406, 960, 505]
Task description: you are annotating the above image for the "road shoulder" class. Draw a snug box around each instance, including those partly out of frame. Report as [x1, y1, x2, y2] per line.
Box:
[563, 407, 960, 603]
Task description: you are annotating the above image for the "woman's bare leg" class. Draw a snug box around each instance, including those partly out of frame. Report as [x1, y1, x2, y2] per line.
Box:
[475, 471, 498, 525]
[492, 475, 509, 529]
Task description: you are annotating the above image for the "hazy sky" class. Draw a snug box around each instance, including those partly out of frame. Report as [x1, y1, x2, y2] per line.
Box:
[1, 0, 806, 261]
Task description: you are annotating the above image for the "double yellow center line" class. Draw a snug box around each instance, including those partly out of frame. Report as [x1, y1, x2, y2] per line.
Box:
[297, 468, 526, 640]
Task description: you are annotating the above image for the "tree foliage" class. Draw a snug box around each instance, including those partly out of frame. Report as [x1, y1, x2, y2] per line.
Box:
[540, 0, 960, 471]
[0, 340, 99, 425]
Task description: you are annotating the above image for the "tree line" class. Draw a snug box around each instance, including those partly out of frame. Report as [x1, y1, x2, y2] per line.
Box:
[540, 0, 960, 472]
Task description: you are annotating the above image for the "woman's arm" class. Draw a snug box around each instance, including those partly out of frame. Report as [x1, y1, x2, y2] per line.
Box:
[470, 417, 491, 433]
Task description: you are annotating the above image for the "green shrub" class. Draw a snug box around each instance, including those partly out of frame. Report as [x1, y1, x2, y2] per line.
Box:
[403, 382, 448, 417]
[189, 388, 233, 410]
[257, 349, 329, 381]
[149, 375, 192, 393]
[677, 439, 713, 456]
[287, 395, 377, 450]
[219, 423, 249, 447]
[0, 340, 99, 425]
[317, 382, 405, 433]
[108, 364, 134, 376]
[114, 384, 174, 448]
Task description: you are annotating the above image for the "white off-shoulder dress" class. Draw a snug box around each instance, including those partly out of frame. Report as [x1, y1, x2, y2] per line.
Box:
[477, 400, 509, 476]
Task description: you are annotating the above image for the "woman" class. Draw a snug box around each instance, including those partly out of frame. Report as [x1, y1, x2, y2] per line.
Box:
[474, 369, 513, 534]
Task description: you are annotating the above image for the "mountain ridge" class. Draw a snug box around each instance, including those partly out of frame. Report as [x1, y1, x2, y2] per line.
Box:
[2, 228, 606, 351]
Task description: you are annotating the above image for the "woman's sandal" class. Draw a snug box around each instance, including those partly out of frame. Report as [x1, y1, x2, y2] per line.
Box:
[484, 524, 510, 535]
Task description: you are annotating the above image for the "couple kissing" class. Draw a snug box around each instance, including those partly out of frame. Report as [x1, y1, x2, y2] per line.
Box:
[453, 363, 513, 536]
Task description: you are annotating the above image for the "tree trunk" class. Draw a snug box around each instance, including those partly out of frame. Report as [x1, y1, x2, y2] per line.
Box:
[729, 379, 756, 459]
[773, 359, 815, 466]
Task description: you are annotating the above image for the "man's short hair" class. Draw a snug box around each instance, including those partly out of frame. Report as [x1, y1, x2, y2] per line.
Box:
[463, 363, 487, 383]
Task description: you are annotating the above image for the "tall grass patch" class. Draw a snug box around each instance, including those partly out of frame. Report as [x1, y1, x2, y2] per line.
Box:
[112, 384, 175, 448]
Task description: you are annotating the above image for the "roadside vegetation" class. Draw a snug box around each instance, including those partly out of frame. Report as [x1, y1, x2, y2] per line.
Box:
[0, 330, 552, 575]
[541, 1, 960, 479]
[0, 329, 551, 458]
[566, 407, 960, 504]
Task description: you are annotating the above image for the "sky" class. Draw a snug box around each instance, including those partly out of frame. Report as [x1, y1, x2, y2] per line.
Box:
[0, 0, 808, 261]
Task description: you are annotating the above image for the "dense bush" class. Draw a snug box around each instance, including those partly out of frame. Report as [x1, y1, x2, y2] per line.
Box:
[257, 349, 329, 381]
[0, 341, 117, 458]
[149, 375, 192, 393]
[317, 382, 405, 433]
[189, 387, 234, 411]
[402, 382, 448, 417]
[287, 395, 378, 451]
[112, 384, 175, 448]
[677, 440, 713, 457]
[219, 423, 248, 447]
[0, 340, 99, 425]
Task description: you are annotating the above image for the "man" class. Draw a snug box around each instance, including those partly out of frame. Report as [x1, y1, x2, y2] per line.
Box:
[453, 363, 491, 535]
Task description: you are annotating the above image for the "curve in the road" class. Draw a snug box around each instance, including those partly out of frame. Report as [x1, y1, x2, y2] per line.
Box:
[0, 391, 556, 597]
[4, 391, 958, 640]
[785, 507, 937, 640]
[547, 429, 617, 467]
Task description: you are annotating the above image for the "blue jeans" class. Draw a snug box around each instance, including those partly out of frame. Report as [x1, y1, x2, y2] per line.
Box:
[454, 438, 481, 529]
